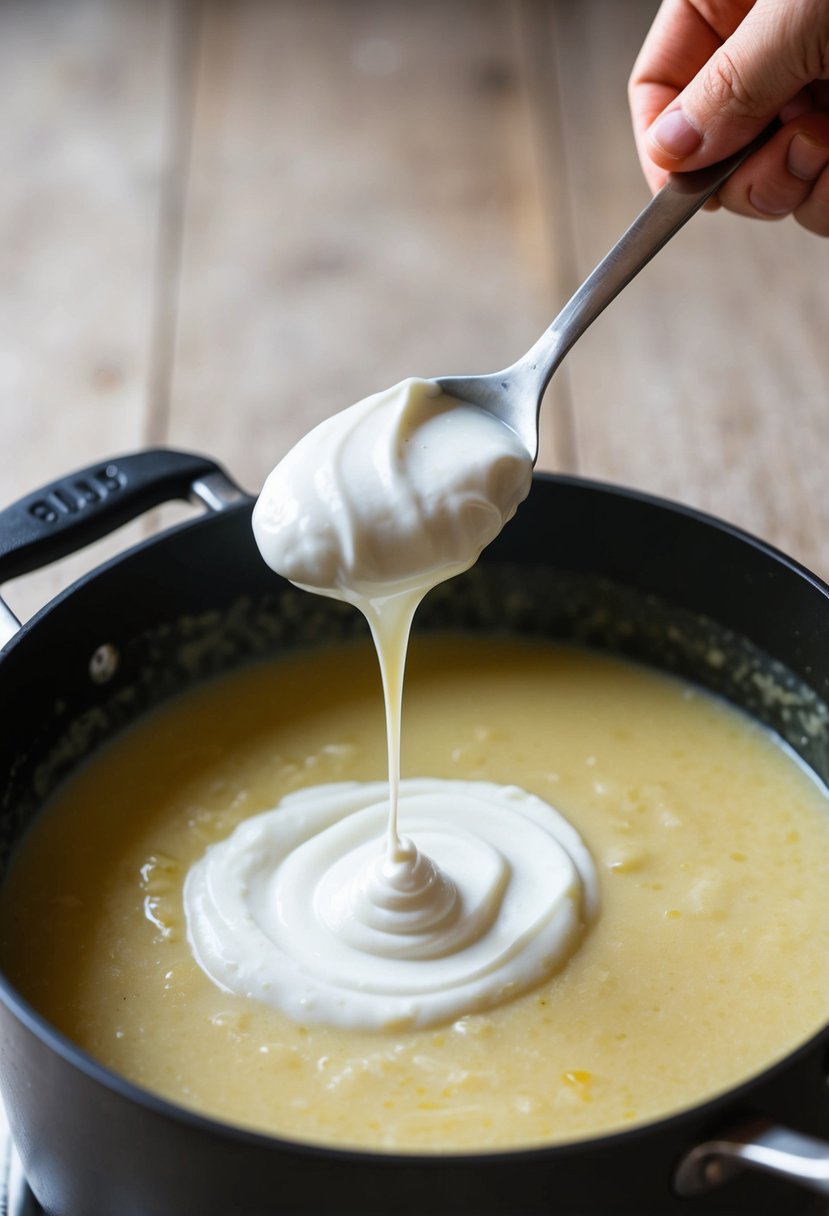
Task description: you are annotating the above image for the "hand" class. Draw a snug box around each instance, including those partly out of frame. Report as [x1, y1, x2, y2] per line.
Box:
[628, 0, 829, 234]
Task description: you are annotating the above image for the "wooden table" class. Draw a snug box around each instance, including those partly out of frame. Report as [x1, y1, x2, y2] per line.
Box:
[1, 0, 826, 626]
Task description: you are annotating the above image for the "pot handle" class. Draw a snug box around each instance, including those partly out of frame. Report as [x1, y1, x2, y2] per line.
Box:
[674, 1118, 829, 1199]
[0, 448, 248, 644]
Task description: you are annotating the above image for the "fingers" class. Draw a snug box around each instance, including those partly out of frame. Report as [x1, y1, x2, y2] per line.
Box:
[713, 112, 829, 232]
[628, 0, 829, 232]
[630, 0, 829, 164]
[628, 0, 731, 192]
[644, 0, 828, 171]
[794, 170, 829, 235]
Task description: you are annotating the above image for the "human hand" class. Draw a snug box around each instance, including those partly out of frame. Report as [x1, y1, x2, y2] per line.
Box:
[628, 0, 829, 234]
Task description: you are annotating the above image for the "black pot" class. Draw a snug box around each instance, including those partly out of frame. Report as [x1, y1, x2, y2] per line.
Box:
[1, 449, 829, 1216]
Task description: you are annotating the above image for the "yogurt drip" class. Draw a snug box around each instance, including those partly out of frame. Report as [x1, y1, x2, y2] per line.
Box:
[184, 377, 598, 1029]
[250, 375, 534, 853]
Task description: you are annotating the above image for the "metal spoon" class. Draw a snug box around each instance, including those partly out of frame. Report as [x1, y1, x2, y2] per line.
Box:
[438, 129, 774, 460]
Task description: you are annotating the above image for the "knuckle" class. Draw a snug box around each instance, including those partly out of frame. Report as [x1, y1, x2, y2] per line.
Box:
[701, 49, 758, 118]
[787, 0, 829, 80]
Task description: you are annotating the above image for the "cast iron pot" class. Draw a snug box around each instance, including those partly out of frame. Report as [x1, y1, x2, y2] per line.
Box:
[1, 449, 829, 1216]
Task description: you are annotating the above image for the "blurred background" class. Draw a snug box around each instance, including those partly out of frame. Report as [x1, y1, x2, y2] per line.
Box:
[1, 0, 827, 622]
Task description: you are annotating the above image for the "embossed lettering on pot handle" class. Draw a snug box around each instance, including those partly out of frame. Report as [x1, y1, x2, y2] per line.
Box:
[0, 448, 249, 647]
[675, 1118, 829, 1199]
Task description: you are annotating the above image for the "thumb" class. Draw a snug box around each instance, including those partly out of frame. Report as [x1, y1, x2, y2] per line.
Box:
[646, 0, 828, 169]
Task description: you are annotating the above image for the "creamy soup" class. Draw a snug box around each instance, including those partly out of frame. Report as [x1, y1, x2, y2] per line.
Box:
[2, 635, 829, 1152]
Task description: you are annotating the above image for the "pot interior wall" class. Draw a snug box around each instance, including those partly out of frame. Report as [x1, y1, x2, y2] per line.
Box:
[3, 555, 828, 879]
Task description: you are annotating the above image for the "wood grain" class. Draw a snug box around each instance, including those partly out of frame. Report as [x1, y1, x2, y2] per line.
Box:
[166, 0, 571, 491]
[2, 0, 829, 632]
[0, 0, 179, 622]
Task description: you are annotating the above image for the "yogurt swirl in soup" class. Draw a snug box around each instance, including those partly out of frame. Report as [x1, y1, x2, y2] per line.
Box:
[184, 377, 598, 1029]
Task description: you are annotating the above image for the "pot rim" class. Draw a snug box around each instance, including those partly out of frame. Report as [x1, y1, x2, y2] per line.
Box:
[5, 469, 829, 657]
[2, 470, 829, 1167]
[543, 473, 829, 603]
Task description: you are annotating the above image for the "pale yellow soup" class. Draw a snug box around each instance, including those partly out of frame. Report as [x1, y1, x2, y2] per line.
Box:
[3, 636, 829, 1153]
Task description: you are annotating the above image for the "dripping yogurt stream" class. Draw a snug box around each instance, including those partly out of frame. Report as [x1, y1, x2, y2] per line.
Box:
[183, 377, 599, 1029]
[251, 376, 534, 867]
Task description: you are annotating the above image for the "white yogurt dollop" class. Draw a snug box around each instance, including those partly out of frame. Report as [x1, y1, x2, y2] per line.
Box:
[250, 377, 532, 603]
[185, 376, 598, 1030]
[184, 779, 597, 1030]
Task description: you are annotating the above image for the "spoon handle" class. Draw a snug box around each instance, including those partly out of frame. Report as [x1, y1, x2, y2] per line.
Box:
[523, 124, 778, 395]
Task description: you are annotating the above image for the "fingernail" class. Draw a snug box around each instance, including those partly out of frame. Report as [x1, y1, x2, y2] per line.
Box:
[787, 131, 829, 181]
[748, 187, 791, 217]
[647, 109, 702, 160]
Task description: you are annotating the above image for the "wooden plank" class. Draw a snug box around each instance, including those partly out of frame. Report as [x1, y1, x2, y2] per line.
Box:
[0, 0, 186, 624]
[167, 0, 572, 490]
[547, 0, 829, 578]
[515, 0, 580, 471]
